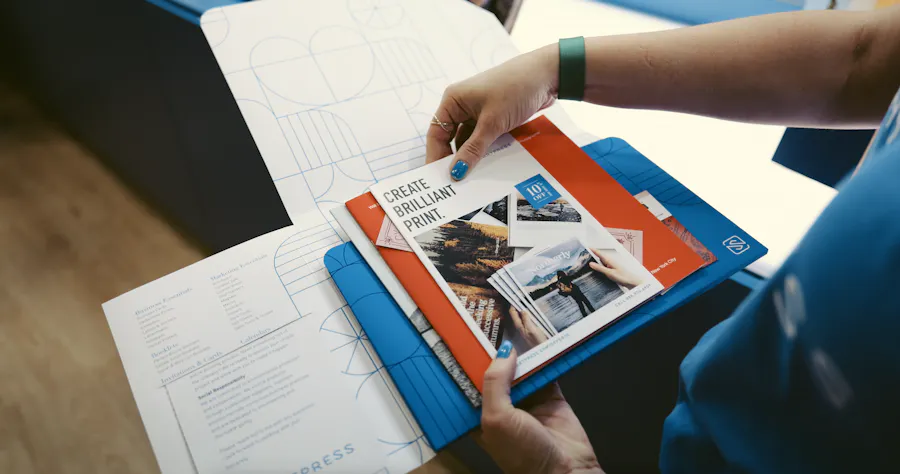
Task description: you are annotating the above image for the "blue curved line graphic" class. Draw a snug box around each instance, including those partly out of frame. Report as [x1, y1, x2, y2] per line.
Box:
[335, 160, 376, 184]
[327, 261, 364, 280]
[250, 36, 334, 107]
[311, 165, 335, 200]
[203, 10, 231, 49]
[235, 98, 275, 114]
[349, 291, 390, 307]
[331, 337, 363, 352]
[323, 251, 344, 271]
[320, 327, 356, 339]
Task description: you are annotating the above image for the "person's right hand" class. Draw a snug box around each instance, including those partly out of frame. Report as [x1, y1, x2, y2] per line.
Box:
[589, 248, 643, 290]
[477, 344, 604, 474]
[426, 46, 559, 180]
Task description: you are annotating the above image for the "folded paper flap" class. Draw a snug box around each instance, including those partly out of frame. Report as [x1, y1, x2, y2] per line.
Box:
[345, 193, 492, 389]
[324, 244, 480, 451]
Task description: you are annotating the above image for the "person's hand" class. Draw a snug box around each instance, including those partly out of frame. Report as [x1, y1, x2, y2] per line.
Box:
[478, 343, 603, 474]
[589, 248, 643, 290]
[426, 46, 559, 180]
[508, 307, 548, 348]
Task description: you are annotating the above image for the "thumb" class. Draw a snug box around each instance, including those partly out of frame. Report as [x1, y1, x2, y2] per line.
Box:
[482, 341, 517, 417]
[449, 117, 503, 181]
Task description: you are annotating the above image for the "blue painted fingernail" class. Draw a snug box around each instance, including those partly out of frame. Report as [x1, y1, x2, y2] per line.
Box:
[497, 340, 513, 359]
[450, 160, 469, 181]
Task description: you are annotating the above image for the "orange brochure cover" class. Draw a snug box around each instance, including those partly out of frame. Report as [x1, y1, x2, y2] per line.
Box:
[349, 116, 705, 390]
[511, 116, 705, 288]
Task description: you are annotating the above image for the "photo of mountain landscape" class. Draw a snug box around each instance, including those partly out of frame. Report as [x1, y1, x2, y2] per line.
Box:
[507, 237, 623, 331]
[457, 196, 509, 227]
[414, 218, 515, 349]
[483, 196, 508, 225]
[515, 193, 582, 222]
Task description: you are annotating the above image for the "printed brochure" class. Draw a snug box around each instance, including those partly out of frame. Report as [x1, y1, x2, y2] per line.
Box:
[367, 119, 692, 378]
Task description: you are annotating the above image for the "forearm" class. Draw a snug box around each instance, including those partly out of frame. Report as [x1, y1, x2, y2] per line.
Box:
[542, 9, 900, 128]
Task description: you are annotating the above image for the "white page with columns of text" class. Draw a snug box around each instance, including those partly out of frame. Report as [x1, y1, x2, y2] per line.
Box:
[103, 211, 433, 474]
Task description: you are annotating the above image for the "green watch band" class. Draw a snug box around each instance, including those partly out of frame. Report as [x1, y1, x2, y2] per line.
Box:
[558, 36, 586, 101]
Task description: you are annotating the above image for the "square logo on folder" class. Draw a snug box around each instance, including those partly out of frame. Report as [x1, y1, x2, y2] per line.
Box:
[515, 174, 560, 210]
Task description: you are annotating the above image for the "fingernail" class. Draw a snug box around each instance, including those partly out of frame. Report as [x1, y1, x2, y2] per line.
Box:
[450, 160, 469, 181]
[497, 340, 513, 359]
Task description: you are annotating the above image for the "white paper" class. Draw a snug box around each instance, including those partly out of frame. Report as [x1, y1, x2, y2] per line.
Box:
[104, 212, 433, 474]
[513, 247, 534, 261]
[166, 325, 382, 473]
[202, 0, 522, 224]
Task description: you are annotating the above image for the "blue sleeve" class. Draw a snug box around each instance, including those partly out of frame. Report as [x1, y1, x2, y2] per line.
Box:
[660, 392, 732, 474]
[658, 149, 900, 473]
[658, 312, 758, 474]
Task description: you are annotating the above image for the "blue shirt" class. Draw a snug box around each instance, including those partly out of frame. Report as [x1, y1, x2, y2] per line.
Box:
[659, 90, 900, 474]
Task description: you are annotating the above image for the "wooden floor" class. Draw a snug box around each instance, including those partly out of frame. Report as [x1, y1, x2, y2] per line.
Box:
[0, 84, 465, 474]
[0, 83, 204, 473]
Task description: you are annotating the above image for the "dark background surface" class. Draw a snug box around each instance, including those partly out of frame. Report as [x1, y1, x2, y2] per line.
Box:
[0, 0, 291, 253]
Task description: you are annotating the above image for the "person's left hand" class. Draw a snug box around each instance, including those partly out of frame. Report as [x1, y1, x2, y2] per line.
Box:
[477, 344, 604, 474]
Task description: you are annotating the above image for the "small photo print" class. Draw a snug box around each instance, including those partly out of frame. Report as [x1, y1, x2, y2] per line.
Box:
[483, 196, 508, 225]
[414, 215, 514, 350]
[515, 192, 582, 223]
[507, 237, 627, 332]
[458, 207, 483, 221]
[457, 195, 509, 227]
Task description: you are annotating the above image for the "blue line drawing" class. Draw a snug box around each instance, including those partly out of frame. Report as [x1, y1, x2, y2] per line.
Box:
[234, 28, 443, 219]
[271, 221, 432, 467]
[250, 28, 377, 107]
[201, 8, 230, 49]
[349, 0, 406, 29]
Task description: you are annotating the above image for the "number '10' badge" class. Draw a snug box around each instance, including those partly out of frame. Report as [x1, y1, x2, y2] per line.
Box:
[515, 174, 561, 210]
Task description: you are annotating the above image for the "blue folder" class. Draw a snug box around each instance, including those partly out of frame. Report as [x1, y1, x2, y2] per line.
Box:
[599, 0, 800, 26]
[324, 137, 767, 451]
